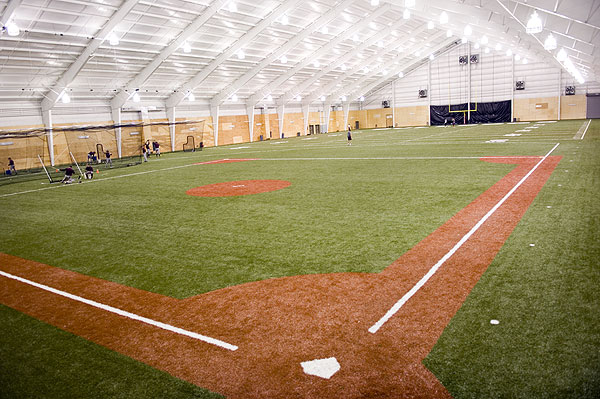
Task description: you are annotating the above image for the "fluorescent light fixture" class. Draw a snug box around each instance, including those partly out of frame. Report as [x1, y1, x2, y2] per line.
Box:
[61, 92, 71, 104]
[427, 21, 434, 30]
[403, 9, 410, 19]
[187, 92, 195, 102]
[544, 34, 557, 50]
[280, 55, 288, 63]
[231, 93, 238, 101]
[5, 21, 19, 36]
[464, 25, 472, 36]
[109, 33, 119, 46]
[556, 48, 567, 61]
[267, 94, 273, 101]
[398, 71, 404, 78]
[429, 54, 435, 60]
[183, 42, 191, 53]
[341, 95, 347, 101]
[440, 11, 448, 25]
[237, 50, 245, 59]
[446, 29, 452, 38]
[320, 96, 326, 101]
[359, 96, 365, 101]
[132, 92, 140, 103]
[281, 15, 289, 25]
[481, 35, 488, 45]
[526, 11, 542, 34]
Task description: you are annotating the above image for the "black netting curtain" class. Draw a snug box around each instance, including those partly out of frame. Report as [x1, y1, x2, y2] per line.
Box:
[430, 100, 512, 125]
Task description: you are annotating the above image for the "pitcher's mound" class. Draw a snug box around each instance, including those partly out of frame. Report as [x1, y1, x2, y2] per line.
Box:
[186, 180, 291, 197]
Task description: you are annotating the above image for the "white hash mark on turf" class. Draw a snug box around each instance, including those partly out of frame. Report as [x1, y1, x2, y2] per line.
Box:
[301, 357, 341, 379]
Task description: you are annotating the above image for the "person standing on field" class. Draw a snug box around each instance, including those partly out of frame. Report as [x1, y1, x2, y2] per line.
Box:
[8, 157, 16, 175]
[105, 150, 113, 167]
[347, 125, 352, 146]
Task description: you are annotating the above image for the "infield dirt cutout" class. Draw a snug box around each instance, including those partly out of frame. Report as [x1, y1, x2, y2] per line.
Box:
[187, 180, 291, 197]
[0, 156, 561, 398]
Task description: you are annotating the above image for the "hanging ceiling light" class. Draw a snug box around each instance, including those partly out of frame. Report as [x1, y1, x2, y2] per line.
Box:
[484, 47, 490, 54]
[403, 9, 410, 19]
[461, 37, 467, 44]
[341, 64, 347, 71]
[295, 95, 301, 101]
[231, 93, 238, 101]
[237, 50, 245, 59]
[132, 92, 140, 103]
[526, 11, 543, 34]
[108, 33, 119, 46]
[522, 58, 528, 64]
[514, 54, 521, 61]
[371, 0, 380, 6]
[182, 42, 191, 53]
[481, 35, 488, 45]
[267, 94, 273, 101]
[446, 29, 452, 38]
[398, 71, 404, 78]
[495, 43, 502, 51]
[506, 49, 513, 57]
[187, 92, 195, 102]
[359, 96, 365, 101]
[320, 95, 326, 101]
[463, 25, 472, 36]
[556, 48, 567, 61]
[427, 21, 434, 30]
[280, 55, 288, 64]
[313, 60, 320, 67]
[228, 1, 237, 12]
[429, 54, 435, 60]
[321, 26, 328, 34]
[5, 21, 20, 36]
[544, 34, 557, 50]
[281, 15, 289, 25]
[341, 95, 347, 101]
[439, 11, 448, 25]
[59, 91, 71, 104]
[474, 42, 480, 49]
[405, 0, 416, 8]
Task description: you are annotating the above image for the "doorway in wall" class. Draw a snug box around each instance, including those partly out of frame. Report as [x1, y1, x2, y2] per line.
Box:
[386, 114, 393, 128]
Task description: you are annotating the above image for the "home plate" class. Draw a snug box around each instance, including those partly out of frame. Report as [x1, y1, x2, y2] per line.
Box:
[301, 357, 340, 379]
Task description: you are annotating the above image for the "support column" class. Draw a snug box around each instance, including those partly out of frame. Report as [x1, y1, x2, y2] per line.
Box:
[302, 103, 309, 136]
[342, 101, 350, 130]
[111, 108, 122, 158]
[511, 54, 515, 122]
[210, 105, 219, 146]
[264, 107, 271, 139]
[427, 60, 432, 126]
[246, 103, 256, 142]
[42, 109, 54, 166]
[166, 107, 176, 152]
[324, 101, 332, 133]
[467, 41, 471, 124]
[276, 104, 285, 138]
[557, 69, 561, 120]
[392, 81, 396, 128]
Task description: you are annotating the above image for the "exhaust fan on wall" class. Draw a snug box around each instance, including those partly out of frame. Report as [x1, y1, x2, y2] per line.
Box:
[515, 81, 525, 90]
[382, 100, 390, 108]
[418, 89, 428, 98]
[565, 86, 575, 95]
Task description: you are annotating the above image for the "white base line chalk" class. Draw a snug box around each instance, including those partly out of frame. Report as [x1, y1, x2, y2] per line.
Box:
[0, 270, 238, 351]
[368, 143, 560, 334]
[581, 119, 591, 140]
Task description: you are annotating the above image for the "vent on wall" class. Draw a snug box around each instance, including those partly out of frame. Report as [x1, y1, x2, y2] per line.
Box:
[565, 85, 575, 95]
[459, 55, 468, 65]
[382, 100, 390, 108]
[470, 54, 479, 64]
[515, 81, 525, 90]
[418, 89, 428, 98]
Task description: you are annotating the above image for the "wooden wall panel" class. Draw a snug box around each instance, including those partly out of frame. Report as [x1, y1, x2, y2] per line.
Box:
[514, 96, 559, 121]
[348, 110, 367, 129]
[282, 112, 304, 137]
[218, 114, 249, 146]
[394, 105, 429, 127]
[560, 94, 586, 120]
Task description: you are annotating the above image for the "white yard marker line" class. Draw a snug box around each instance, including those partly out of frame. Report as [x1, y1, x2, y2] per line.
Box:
[580, 119, 591, 140]
[368, 143, 560, 334]
[0, 270, 238, 351]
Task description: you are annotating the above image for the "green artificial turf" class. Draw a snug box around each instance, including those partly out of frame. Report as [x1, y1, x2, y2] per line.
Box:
[0, 120, 598, 398]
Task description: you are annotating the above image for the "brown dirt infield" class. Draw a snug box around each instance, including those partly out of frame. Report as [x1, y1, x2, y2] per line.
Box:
[0, 156, 561, 398]
[187, 180, 291, 197]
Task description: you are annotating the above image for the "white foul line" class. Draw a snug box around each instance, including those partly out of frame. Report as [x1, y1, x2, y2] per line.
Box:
[0, 270, 238, 351]
[368, 143, 560, 334]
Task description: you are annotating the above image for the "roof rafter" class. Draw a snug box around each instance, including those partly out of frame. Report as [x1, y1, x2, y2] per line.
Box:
[166, 0, 304, 108]
[111, 0, 229, 109]
[40, 0, 140, 112]
[210, 0, 358, 107]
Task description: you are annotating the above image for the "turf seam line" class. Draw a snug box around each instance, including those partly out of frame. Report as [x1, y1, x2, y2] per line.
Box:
[368, 143, 560, 334]
[0, 269, 238, 351]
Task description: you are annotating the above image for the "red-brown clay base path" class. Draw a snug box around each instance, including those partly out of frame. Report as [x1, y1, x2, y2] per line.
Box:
[0, 155, 561, 398]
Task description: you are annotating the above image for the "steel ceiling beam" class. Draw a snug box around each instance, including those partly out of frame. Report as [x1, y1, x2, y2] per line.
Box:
[40, 0, 140, 112]
[166, 0, 303, 108]
[209, 0, 358, 107]
[111, 0, 229, 110]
